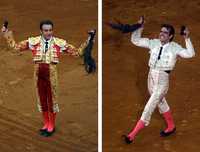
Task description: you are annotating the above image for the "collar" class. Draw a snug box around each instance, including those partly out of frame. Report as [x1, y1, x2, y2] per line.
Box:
[160, 41, 170, 49]
[41, 36, 53, 43]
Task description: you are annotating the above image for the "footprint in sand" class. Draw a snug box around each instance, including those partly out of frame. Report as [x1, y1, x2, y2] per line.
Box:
[180, 119, 188, 127]
[176, 131, 183, 136]
[163, 140, 171, 151]
[0, 99, 3, 105]
[153, 143, 160, 148]
[68, 122, 88, 139]
[8, 78, 21, 85]
[116, 130, 123, 135]
[177, 119, 189, 136]
[191, 108, 199, 116]
[163, 140, 176, 152]
[26, 143, 36, 152]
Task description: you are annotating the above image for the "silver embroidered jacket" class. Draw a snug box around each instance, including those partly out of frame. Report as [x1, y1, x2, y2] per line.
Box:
[131, 28, 195, 71]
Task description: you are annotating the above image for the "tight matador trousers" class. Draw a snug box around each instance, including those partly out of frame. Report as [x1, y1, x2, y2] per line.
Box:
[34, 63, 59, 113]
[141, 69, 170, 126]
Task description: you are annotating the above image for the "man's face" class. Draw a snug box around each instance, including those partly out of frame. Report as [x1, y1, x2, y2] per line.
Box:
[159, 27, 172, 44]
[41, 24, 53, 40]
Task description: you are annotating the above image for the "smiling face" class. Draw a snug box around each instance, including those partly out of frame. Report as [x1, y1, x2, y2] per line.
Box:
[40, 24, 53, 40]
[159, 27, 173, 45]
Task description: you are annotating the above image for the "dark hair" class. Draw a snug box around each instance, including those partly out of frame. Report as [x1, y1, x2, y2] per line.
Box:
[40, 20, 54, 30]
[161, 24, 175, 41]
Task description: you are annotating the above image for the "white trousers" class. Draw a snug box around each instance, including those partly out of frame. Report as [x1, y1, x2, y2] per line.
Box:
[141, 69, 170, 126]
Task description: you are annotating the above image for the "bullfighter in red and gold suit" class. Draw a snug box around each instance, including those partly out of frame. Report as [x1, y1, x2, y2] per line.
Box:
[1, 20, 96, 137]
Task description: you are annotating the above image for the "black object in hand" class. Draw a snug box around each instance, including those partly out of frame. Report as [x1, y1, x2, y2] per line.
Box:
[107, 16, 144, 33]
[140, 16, 145, 25]
[88, 29, 96, 42]
[83, 29, 96, 74]
[180, 26, 186, 35]
[108, 21, 142, 33]
[3, 20, 8, 28]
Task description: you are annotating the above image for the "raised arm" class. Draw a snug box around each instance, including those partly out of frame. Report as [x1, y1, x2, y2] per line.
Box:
[130, 17, 151, 49]
[177, 27, 195, 58]
[1, 22, 29, 51]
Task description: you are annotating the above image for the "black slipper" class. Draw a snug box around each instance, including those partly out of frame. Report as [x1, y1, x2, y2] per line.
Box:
[39, 129, 47, 136]
[42, 128, 56, 137]
[122, 135, 133, 144]
[160, 127, 176, 137]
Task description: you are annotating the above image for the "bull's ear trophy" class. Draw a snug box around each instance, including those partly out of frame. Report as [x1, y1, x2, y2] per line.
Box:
[83, 29, 96, 74]
[1, 20, 8, 33]
[3, 20, 8, 29]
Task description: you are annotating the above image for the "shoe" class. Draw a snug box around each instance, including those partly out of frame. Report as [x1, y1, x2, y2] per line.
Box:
[160, 127, 176, 137]
[42, 128, 56, 137]
[39, 128, 47, 132]
[39, 128, 47, 136]
[122, 135, 133, 144]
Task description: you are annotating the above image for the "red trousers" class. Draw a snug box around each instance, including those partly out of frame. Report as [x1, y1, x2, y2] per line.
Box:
[37, 63, 54, 112]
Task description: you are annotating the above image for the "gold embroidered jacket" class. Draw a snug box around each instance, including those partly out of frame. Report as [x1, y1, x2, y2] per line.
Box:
[3, 31, 88, 64]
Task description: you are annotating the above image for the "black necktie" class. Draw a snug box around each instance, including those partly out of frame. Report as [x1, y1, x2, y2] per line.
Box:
[157, 46, 163, 60]
[45, 41, 48, 53]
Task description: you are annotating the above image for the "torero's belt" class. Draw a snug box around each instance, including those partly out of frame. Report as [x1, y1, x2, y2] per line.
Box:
[164, 70, 171, 74]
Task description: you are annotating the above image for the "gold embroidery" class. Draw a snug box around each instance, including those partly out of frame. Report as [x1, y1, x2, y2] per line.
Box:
[54, 37, 66, 46]
[64, 40, 88, 57]
[49, 64, 59, 112]
[28, 36, 41, 45]
[33, 64, 41, 112]
[34, 64, 59, 113]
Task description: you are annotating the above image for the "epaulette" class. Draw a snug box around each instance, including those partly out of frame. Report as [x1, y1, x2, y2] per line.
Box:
[54, 37, 66, 47]
[28, 36, 41, 45]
